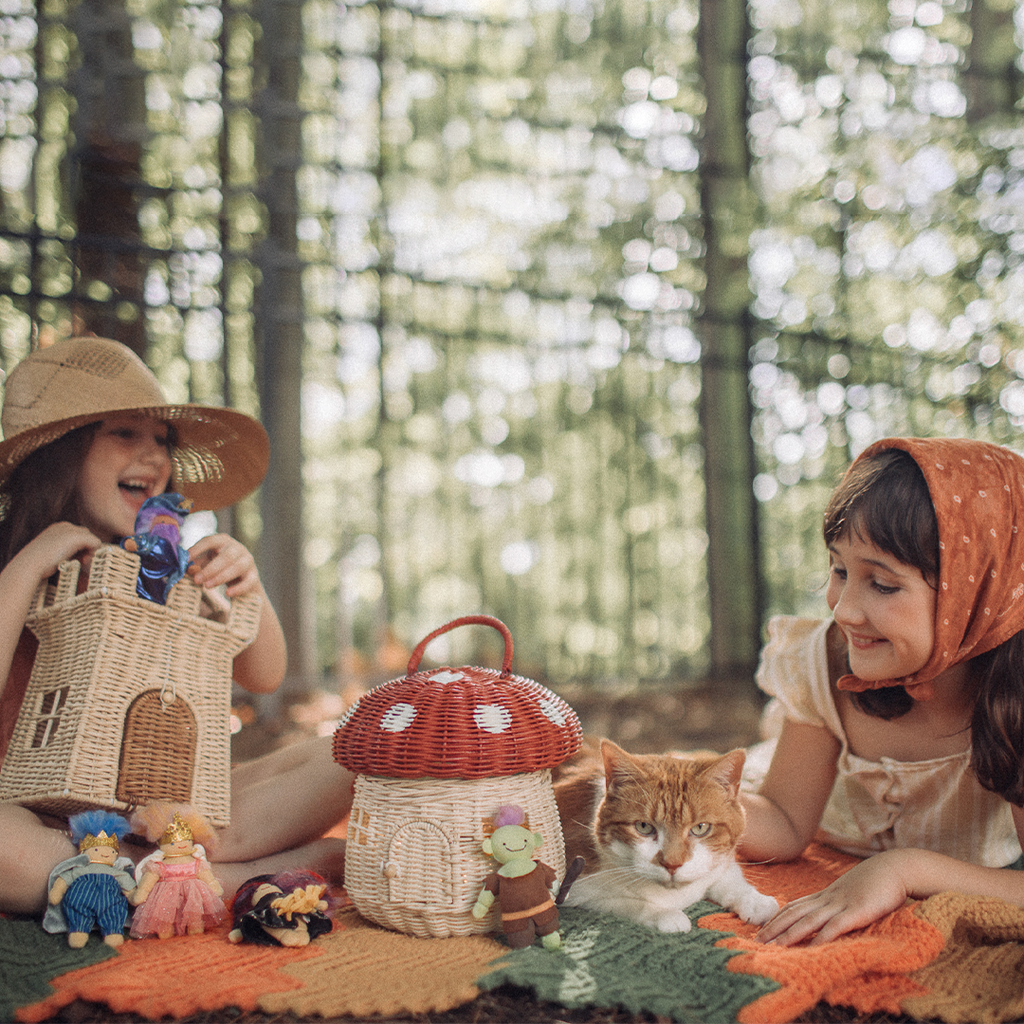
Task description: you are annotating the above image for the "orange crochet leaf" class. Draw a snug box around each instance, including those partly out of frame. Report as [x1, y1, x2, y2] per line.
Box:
[260, 906, 506, 1018]
[695, 843, 945, 1024]
[700, 905, 942, 1024]
[738, 841, 862, 902]
[15, 925, 324, 1023]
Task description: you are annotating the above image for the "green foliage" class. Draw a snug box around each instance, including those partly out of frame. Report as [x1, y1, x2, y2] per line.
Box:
[1, 0, 1022, 687]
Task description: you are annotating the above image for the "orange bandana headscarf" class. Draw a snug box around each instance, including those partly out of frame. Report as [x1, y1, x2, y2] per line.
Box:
[835, 437, 1024, 701]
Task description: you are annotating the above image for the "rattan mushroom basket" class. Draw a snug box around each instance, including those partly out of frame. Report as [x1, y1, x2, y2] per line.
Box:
[0, 544, 261, 826]
[333, 614, 583, 939]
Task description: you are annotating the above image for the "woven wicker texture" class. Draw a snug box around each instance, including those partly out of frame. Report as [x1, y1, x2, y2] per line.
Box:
[333, 615, 582, 779]
[345, 770, 566, 938]
[0, 544, 261, 825]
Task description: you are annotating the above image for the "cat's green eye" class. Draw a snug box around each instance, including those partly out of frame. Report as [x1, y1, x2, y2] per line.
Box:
[690, 822, 712, 838]
[634, 821, 656, 837]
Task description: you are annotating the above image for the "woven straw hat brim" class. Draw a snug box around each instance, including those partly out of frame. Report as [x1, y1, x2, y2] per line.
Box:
[0, 337, 269, 511]
[0, 405, 270, 512]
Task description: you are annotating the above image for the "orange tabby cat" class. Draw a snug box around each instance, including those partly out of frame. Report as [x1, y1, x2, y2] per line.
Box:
[553, 738, 778, 933]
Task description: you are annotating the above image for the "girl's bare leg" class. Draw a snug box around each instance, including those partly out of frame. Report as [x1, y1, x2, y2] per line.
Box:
[213, 734, 353, 871]
[0, 803, 76, 915]
[211, 837, 348, 902]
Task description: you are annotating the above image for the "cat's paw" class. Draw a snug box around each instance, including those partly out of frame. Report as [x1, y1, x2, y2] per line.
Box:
[653, 911, 693, 934]
[734, 890, 779, 926]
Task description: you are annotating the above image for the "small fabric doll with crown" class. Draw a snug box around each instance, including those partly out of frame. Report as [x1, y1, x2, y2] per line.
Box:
[43, 810, 136, 948]
[121, 492, 193, 603]
[128, 803, 227, 938]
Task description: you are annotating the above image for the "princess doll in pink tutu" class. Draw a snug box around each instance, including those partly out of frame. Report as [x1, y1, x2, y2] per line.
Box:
[128, 804, 227, 939]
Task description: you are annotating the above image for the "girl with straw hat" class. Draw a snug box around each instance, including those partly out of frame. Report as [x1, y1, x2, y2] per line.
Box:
[0, 337, 352, 915]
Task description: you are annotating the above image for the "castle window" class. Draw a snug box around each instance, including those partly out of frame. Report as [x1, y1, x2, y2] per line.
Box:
[31, 686, 70, 748]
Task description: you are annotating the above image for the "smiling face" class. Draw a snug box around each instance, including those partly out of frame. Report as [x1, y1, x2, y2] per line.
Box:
[159, 837, 195, 859]
[489, 824, 540, 864]
[86, 843, 118, 866]
[75, 415, 174, 541]
[826, 527, 937, 684]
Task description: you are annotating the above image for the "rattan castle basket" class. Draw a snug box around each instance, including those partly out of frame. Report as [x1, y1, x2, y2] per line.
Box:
[0, 544, 261, 826]
[333, 615, 582, 939]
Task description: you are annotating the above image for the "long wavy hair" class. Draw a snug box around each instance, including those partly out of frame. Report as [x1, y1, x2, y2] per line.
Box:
[823, 446, 1024, 805]
[0, 424, 98, 572]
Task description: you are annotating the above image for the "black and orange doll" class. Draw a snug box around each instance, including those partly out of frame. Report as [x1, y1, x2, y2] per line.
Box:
[228, 870, 336, 947]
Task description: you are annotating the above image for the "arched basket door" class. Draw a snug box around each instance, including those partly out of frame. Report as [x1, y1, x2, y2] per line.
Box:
[385, 820, 455, 906]
[116, 690, 196, 805]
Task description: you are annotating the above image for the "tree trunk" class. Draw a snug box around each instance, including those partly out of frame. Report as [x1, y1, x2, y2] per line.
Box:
[253, 0, 314, 692]
[69, 0, 146, 353]
[966, 0, 1018, 123]
[697, 0, 762, 688]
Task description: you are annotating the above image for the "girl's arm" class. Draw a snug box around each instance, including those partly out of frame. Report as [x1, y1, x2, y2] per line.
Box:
[739, 718, 841, 862]
[187, 533, 287, 694]
[757, 803, 1024, 946]
[0, 523, 102, 703]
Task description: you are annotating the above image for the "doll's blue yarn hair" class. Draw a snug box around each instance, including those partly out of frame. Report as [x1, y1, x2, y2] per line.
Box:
[68, 810, 132, 846]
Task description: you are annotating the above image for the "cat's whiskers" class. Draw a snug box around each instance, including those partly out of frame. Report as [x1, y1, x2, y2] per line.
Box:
[574, 866, 666, 900]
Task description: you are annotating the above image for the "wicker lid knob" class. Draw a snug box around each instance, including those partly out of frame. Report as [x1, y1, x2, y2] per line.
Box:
[332, 615, 582, 779]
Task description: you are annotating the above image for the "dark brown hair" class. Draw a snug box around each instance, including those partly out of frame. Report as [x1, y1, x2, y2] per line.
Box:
[0, 423, 98, 571]
[823, 448, 939, 580]
[970, 633, 1024, 805]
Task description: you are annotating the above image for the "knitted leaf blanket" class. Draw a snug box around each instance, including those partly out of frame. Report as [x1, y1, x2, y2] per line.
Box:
[6, 842, 1024, 1023]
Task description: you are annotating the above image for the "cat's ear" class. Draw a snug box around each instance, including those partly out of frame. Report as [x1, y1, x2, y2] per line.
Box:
[599, 739, 638, 789]
[707, 748, 746, 797]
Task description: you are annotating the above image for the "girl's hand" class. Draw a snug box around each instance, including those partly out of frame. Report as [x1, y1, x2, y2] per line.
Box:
[15, 522, 104, 579]
[187, 534, 261, 598]
[756, 850, 912, 946]
[187, 533, 286, 693]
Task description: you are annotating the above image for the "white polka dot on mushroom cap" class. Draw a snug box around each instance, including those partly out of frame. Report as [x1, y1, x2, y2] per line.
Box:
[538, 697, 567, 727]
[380, 702, 417, 732]
[474, 703, 512, 734]
[428, 669, 466, 684]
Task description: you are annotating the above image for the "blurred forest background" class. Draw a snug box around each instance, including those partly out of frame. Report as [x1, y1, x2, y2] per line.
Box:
[0, 0, 1023, 727]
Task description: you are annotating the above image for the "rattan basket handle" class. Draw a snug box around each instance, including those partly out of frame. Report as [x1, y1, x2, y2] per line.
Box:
[406, 615, 514, 678]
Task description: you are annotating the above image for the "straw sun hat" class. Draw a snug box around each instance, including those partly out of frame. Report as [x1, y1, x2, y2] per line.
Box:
[0, 336, 270, 511]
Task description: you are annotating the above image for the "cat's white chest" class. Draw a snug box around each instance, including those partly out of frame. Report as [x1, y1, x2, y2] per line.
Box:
[565, 849, 778, 934]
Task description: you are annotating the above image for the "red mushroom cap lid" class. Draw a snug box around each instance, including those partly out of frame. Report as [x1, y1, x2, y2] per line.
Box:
[332, 616, 582, 779]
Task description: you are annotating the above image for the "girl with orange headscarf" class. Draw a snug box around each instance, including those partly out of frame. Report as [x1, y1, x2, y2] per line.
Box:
[740, 438, 1024, 945]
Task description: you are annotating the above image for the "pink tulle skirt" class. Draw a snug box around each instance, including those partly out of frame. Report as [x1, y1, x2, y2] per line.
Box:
[130, 858, 227, 938]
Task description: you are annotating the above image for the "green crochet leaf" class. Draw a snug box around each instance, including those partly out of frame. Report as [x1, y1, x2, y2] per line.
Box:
[0, 916, 118, 1020]
[478, 902, 778, 1024]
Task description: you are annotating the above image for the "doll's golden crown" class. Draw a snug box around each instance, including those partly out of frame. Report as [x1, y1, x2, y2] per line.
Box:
[159, 812, 193, 846]
[79, 830, 119, 853]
